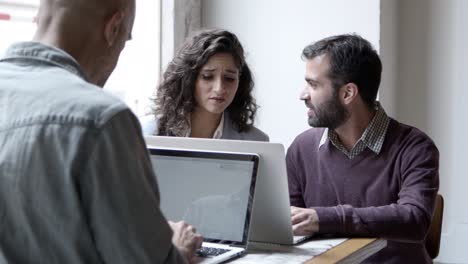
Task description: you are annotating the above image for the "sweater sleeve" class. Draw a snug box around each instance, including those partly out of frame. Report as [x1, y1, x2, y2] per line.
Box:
[314, 137, 439, 242]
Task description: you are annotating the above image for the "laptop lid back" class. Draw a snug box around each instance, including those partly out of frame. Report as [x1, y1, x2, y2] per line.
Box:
[145, 136, 295, 245]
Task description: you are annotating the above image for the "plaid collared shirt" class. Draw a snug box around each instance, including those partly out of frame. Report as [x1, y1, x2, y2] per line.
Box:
[319, 102, 390, 159]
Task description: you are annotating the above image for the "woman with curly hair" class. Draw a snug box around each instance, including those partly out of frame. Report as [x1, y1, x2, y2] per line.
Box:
[140, 29, 269, 141]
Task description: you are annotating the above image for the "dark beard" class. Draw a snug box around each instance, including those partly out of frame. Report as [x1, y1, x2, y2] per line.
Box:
[308, 92, 349, 129]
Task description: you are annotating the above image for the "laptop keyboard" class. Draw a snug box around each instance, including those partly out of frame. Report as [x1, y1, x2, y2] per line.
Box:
[196, 246, 231, 257]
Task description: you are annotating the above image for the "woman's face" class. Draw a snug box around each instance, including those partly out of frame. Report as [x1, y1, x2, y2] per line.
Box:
[194, 52, 240, 115]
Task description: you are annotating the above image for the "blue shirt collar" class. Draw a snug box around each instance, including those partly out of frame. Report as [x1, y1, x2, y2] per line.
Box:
[1, 42, 87, 81]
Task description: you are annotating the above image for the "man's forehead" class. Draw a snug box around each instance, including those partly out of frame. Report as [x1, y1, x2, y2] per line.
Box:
[308, 54, 329, 67]
[306, 54, 330, 76]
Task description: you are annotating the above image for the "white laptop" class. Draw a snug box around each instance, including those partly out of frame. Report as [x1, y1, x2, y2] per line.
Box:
[148, 147, 259, 263]
[145, 136, 309, 245]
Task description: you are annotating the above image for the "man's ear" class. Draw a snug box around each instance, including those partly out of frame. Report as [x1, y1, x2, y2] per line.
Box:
[341, 82, 359, 105]
[104, 11, 124, 47]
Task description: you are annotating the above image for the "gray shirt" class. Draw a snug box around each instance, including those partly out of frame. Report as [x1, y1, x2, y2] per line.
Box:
[0, 42, 186, 263]
[140, 114, 269, 142]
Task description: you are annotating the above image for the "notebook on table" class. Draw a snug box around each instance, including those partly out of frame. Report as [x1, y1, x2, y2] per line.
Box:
[145, 136, 310, 246]
[148, 147, 259, 263]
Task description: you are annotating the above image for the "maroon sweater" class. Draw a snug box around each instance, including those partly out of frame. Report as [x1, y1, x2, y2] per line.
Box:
[286, 119, 439, 263]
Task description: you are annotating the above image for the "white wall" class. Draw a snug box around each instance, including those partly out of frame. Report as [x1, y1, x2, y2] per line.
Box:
[201, 0, 380, 147]
[381, 0, 466, 262]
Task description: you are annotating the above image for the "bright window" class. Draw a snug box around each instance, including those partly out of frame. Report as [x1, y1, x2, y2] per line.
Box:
[105, 1, 161, 117]
[0, 0, 161, 118]
[0, 1, 38, 52]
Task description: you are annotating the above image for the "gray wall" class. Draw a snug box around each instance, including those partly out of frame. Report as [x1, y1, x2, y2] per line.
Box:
[381, 0, 465, 262]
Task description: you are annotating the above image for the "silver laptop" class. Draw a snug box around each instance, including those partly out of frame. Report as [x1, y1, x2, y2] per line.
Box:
[145, 136, 309, 245]
[148, 147, 259, 263]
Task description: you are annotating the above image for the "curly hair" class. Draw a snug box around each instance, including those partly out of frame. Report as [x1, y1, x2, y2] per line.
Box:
[151, 29, 258, 136]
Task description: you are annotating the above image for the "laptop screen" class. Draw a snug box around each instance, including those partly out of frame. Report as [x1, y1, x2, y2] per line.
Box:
[148, 148, 258, 244]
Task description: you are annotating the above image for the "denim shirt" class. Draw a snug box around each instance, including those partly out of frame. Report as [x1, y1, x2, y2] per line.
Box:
[0, 42, 186, 263]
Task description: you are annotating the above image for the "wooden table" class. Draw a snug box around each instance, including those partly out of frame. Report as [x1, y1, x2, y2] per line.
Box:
[307, 238, 387, 264]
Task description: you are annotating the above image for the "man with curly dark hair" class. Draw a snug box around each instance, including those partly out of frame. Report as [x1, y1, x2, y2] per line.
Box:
[141, 29, 269, 141]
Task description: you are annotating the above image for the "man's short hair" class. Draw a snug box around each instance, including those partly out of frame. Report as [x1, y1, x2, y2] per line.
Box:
[302, 34, 382, 108]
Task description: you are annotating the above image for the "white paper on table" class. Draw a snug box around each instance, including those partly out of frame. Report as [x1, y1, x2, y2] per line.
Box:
[232, 238, 348, 263]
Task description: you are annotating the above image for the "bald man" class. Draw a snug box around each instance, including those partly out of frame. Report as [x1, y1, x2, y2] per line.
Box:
[0, 0, 202, 263]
